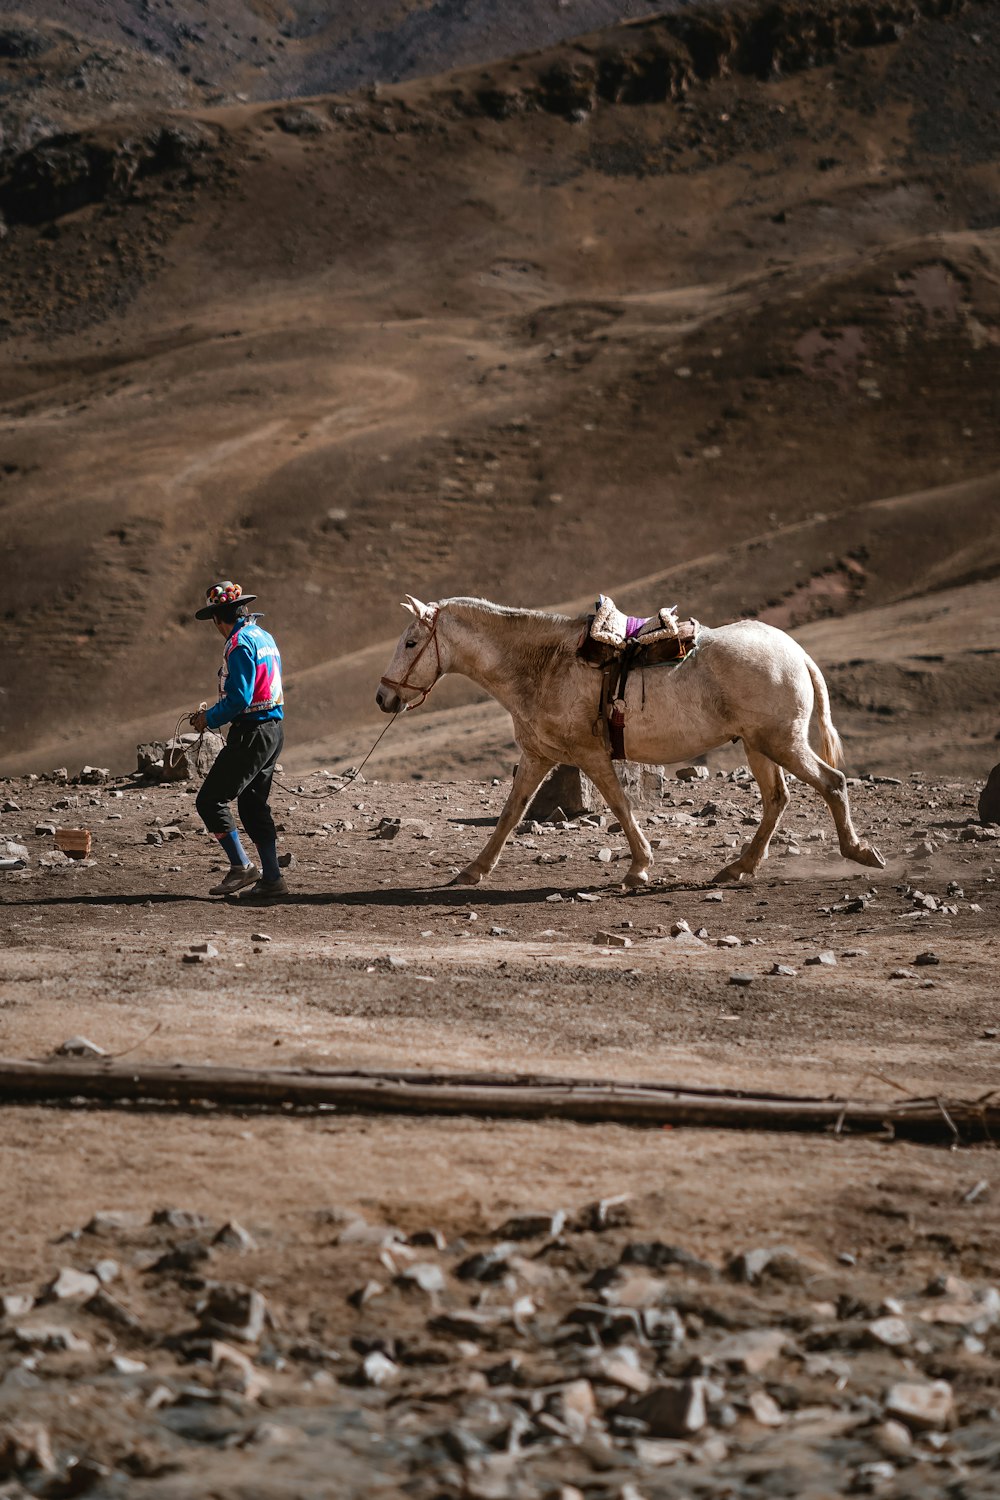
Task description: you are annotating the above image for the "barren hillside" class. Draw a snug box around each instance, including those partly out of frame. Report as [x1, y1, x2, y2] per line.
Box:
[1, 0, 999, 779]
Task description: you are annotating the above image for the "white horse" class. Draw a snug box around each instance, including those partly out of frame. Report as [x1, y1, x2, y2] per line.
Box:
[376, 596, 885, 889]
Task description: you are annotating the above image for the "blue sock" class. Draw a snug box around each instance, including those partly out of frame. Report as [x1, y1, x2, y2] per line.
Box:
[257, 840, 280, 882]
[217, 829, 250, 868]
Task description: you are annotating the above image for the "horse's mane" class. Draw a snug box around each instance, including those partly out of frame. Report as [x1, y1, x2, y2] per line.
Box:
[440, 596, 583, 672]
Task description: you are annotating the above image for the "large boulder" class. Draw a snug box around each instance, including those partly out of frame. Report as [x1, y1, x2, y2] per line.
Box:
[137, 731, 223, 782]
[527, 761, 667, 820]
[979, 763, 1000, 826]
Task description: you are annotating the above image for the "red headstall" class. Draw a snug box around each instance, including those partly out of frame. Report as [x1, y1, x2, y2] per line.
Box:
[379, 607, 442, 709]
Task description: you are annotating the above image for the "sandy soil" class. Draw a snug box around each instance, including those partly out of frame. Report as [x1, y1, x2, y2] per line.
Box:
[1, 768, 998, 1496]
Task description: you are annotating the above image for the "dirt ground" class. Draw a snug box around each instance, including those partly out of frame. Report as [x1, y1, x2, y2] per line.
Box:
[1, 766, 998, 1497]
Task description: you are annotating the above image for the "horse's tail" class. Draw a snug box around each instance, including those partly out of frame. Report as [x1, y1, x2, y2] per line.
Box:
[804, 653, 844, 769]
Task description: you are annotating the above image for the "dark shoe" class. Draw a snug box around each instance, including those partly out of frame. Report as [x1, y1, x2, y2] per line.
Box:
[209, 863, 260, 896]
[234, 875, 289, 902]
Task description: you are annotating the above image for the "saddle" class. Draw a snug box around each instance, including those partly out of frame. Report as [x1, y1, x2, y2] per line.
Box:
[577, 595, 699, 761]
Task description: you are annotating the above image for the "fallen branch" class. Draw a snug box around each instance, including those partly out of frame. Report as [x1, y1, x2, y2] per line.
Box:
[0, 1058, 996, 1143]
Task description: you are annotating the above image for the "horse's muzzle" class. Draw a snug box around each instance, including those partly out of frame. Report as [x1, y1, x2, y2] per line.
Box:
[375, 684, 401, 714]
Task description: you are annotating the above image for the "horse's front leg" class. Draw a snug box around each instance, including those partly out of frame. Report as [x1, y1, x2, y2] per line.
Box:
[450, 751, 554, 887]
[578, 755, 652, 888]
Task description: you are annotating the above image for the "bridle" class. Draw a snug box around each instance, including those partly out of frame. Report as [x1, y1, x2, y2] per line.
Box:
[378, 606, 442, 709]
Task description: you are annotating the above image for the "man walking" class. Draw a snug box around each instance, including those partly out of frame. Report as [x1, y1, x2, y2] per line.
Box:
[190, 581, 288, 900]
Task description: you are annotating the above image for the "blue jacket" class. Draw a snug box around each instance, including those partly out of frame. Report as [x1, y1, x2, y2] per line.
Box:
[206, 619, 284, 730]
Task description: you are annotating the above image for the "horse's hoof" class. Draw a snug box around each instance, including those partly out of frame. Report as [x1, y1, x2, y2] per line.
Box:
[855, 843, 886, 869]
[711, 863, 748, 884]
[623, 869, 650, 889]
[449, 867, 483, 887]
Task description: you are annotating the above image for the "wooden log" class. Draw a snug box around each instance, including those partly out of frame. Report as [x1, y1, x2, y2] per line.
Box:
[0, 1058, 995, 1142]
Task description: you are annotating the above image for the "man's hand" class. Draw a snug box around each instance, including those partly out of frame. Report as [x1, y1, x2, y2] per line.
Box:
[189, 710, 209, 734]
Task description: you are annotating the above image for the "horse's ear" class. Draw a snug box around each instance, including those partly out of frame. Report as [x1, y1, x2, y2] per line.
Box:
[402, 593, 432, 621]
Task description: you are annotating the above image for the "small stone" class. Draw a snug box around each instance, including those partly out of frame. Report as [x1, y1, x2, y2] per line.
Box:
[188, 941, 218, 956]
[676, 766, 710, 781]
[914, 951, 940, 966]
[93, 1259, 119, 1285]
[748, 1390, 785, 1426]
[713, 1328, 788, 1373]
[250, 933, 272, 944]
[885, 1379, 954, 1431]
[806, 950, 837, 966]
[397, 1262, 446, 1295]
[771, 963, 797, 976]
[873, 1419, 913, 1457]
[867, 1317, 911, 1347]
[890, 968, 918, 980]
[616, 1378, 707, 1438]
[211, 1339, 268, 1400]
[14, 1323, 91, 1353]
[728, 973, 753, 987]
[361, 1350, 399, 1386]
[496, 1210, 566, 1241]
[593, 931, 632, 947]
[0, 1421, 57, 1475]
[347, 1280, 385, 1309]
[198, 1285, 267, 1343]
[716, 934, 742, 947]
[1, 1293, 34, 1318]
[670, 919, 691, 936]
[730, 1245, 818, 1284]
[596, 847, 613, 862]
[111, 1354, 147, 1375]
[213, 1221, 258, 1254]
[55, 1036, 105, 1057]
[35, 824, 56, 836]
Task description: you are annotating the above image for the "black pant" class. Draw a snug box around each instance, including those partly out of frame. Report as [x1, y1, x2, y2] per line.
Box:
[196, 719, 284, 847]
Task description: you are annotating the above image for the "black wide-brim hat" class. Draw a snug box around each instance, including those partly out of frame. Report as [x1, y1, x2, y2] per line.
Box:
[195, 580, 257, 619]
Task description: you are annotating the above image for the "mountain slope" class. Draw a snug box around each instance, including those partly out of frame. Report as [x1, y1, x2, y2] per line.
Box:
[1, 0, 998, 777]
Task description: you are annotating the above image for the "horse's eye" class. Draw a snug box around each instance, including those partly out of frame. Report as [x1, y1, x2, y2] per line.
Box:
[405, 639, 417, 649]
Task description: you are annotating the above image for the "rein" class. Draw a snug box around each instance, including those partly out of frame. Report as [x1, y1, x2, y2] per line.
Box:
[378, 606, 442, 709]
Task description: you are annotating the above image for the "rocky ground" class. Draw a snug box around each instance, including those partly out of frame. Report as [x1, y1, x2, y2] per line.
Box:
[1, 763, 998, 1498]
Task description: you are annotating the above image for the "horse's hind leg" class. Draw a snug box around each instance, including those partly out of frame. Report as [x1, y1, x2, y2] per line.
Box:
[578, 754, 653, 888]
[451, 750, 554, 886]
[712, 748, 789, 883]
[764, 735, 885, 870]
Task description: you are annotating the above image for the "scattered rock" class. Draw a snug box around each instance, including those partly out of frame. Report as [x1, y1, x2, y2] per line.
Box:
[867, 1316, 911, 1347]
[914, 951, 940, 966]
[805, 950, 837, 966]
[43, 1267, 100, 1301]
[54, 1036, 105, 1058]
[713, 1327, 788, 1373]
[885, 1379, 954, 1431]
[198, 1285, 267, 1343]
[361, 1350, 399, 1386]
[615, 1377, 707, 1438]
[593, 930, 631, 947]
[496, 1210, 566, 1241]
[728, 973, 753, 987]
[213, 1221, 258, 1254]
[676, 766, 710, 782]
[771, 963, 797, 976]
[890, 968, 918, 980]
[0, 1420, 56, 1476]
[14, 1323, 91, 1353]
[748, 1389, 785, 1426]
[729, 1245, 819, 1285]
